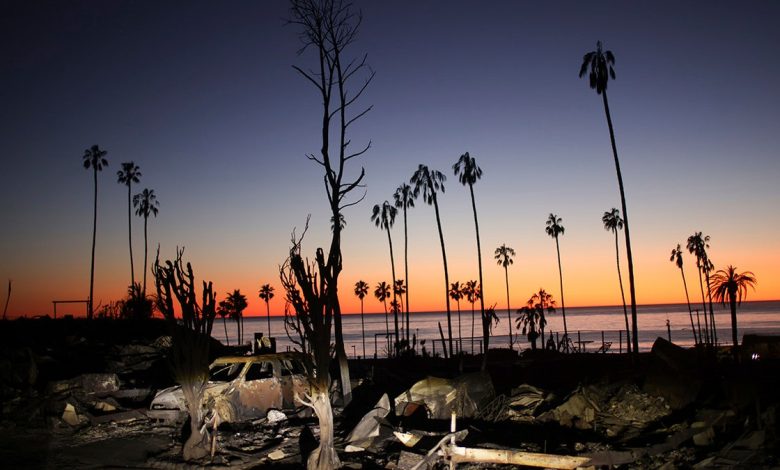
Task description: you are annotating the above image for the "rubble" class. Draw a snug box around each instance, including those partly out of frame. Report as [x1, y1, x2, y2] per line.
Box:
[346, 393, 391, 449]
[394, 371, 494, 419]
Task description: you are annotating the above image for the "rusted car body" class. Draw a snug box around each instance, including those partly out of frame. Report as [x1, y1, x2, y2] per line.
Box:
[148, 352, 311, 423]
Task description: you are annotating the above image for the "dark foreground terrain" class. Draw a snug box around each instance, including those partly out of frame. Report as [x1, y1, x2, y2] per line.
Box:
[1, 318, 779, 469]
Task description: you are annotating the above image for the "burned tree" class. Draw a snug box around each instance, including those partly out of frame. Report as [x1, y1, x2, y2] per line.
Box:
[281, 0, 374, 467]
[153, 247, 217, 462]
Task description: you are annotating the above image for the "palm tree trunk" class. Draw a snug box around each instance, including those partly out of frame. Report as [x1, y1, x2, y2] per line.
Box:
[385, 227, 399, 354]
[142, 215, 149, 296]
[468, 184, 488, 367]
[614, 231, 630, 355]
[456, 300, 462, 353]
[403, 206, 410, 342]
[360, 299, 366, 358]
[223, 317, 229, 346]
[696, 266, 710, 344]
[729, 292, 738, 348]
[127, 185, 135, 288]
[266, 301, 272, 338]
[470, 303, 475, 353]
[602, 91, 639, 357]
[89, 168, 98, 320]
[705, 269, 717, 344]
[554, 237, 568, 339]
[504, 266, 513, 350]
[680, 268, 697, 345]
[432, 196, 453, 356]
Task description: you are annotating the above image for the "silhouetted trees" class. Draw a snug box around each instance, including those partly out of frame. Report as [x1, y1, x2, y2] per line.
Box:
[670, 244, 697, 346]
[374, 281, 390, 339]
[259, 283, 275, 337]
[494, 244, 516, 350]
[710, 265, 756, 349]
[287, 1, 374, 456]
[603, 208, 630, 354]
[464, 280, 479, 353]
[371, 201, 399, 352]
[687, 232, 715, 344]
[133, 188, 159, 296]
[516, 289, 555, 350]
[580, 40, 639, 357]
[219, 289, 248, 345]
[354, 280, 369, 357]
[117, 162, 141, 288]
[393, 182, 414, 340]
[82, 144, 108, 320]
[449, 281, 464, 351]
[153, 247, 216, 461]
[411, 164, 452, 357]
[545, 213, 568, 343]
[453, 152, 488, 364]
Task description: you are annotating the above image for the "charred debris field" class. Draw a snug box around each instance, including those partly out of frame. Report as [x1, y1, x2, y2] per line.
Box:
[1, 318, 779, 469]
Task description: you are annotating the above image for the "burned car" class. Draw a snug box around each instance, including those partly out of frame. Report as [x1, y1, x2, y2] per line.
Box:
[149, 352, 311, 423]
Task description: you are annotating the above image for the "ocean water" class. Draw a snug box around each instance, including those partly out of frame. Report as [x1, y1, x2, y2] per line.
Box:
[214, 301, 780, 357]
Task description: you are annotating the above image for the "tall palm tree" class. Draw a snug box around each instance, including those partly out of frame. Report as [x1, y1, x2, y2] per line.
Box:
[354, 280, 369, 357]
[117, 162, 142, 288]
[258, 284, 275, 338]
[464, 280, 480, 352]
[82, 144, 108, 320]
[411, 164, 452, 356]
[394, 182, 415, 341]
[374, 281, 391, 340]
[670, 244, 697, 346]
[709, 266, 756, 349]
[494, 244, 516, 350]
[687, 232, 713, 344]
[453, 152, 487, 352]
[580, 41, 639, 357]
[133, 188, 159, 296]
[545, 213, 568, 342]
[449, 281, 464, 352]
[602, 208, 630, 354]
[371, 201, 399, 352]
[219, 289, 248, 346]
[217, 305, 230, 346]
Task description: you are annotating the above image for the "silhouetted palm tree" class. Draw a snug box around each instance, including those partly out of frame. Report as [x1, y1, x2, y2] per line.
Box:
[117, 162, 141, 288]
[602, 208, 630, 354]
[219, 289, 248, 346]
[464, 280, 480, 352]
[374, 281, 391, 339]
[709, 266, 756, 349]
[580, 41, 639, 357]
[394, 182, 414, 340]
[670, 244, 697, 346]
[545, 213, 568, 342]
[217, 305, 230, 346]
[354, 280, 369, 357]
[133, 188, 159, 296]
[521, 288, 555, 348]
[453, 152, 486, 352]
[259, 284, 275, 338]
[516, 305, 542, 350]
[372, 201, 399, 352]
[494, 244, 516, 350]
[411, 164, 452, 356]
[82, 144, 108, 319]
[449, 281, 464, 352]
[687, 232, 713, 344]
[393, 279, 407, 340]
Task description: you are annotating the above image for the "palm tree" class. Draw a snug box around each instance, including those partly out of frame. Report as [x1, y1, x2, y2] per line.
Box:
[258, 284, 275, 338]
[453, 152, 487, 352]
[602, 208, 630, 354]
[545, 213, 568, 342]
[219, 289, 248, 346]
[516, 305, 542, 350]
[217, 305, 230, 346]
[354, 280, 369, 357]
[394, 182, 415, 341]
[449, 281, 464, 352]
[374, 281, 391, 340]
[529, 288, 556, 347]
[372, 201, 400, 352]
[687, 232, 713, 344]
[411, 164, 452, 356]
[464, 280, 480, 352]
[494, 244, 516, 350]
[393, 279, 407, 340]
[580, 41, 639, 357]
[82, 144, 108, 319]
[709, 266, 756, 349]
[117, 162, 142, 288]
[670, 244, 697, 346]
[133, 188, 159, 296]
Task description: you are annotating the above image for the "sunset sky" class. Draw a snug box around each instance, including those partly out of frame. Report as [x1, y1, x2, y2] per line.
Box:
[2, 1, 778, 319]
